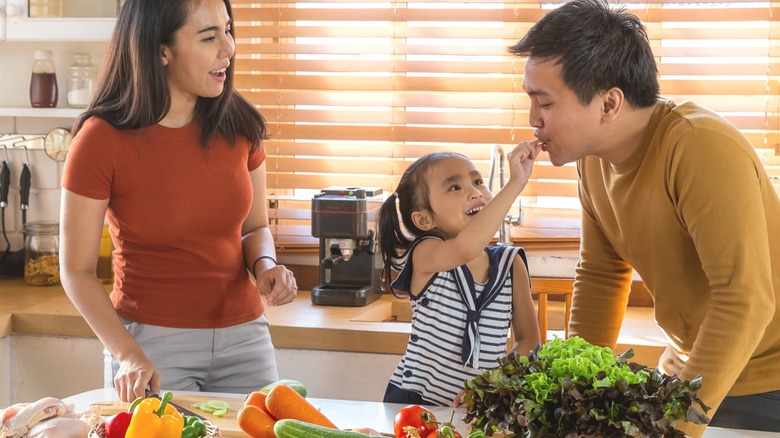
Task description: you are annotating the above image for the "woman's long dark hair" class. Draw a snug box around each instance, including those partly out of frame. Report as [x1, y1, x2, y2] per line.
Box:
[72, 0, 266, 151]
[378, 152, 464, 292]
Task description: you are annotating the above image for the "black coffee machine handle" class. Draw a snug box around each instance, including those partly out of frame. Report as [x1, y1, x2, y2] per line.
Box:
[360, 230, 376, 254]
[323, 244, 344, 269]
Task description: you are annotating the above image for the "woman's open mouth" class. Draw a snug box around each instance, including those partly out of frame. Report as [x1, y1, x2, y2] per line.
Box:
[209, 68, 227, 82]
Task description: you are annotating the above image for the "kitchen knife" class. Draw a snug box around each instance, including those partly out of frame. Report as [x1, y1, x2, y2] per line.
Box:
[145, 389, 209, 421]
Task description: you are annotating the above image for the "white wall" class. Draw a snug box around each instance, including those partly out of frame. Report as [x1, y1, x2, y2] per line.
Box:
[0, 145, 65, 252]
[0, 40, 108, 252]
[0, 336, 10, 407]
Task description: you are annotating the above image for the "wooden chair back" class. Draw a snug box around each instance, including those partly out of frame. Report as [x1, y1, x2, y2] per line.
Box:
[531, 277, 574, 344]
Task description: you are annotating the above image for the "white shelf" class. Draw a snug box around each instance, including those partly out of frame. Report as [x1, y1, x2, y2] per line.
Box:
[0, 107, 84, 118]
[5, 0, 117, 42]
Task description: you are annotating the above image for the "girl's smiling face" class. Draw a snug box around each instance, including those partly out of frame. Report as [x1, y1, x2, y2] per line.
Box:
[161, 0, 235, 110]
[416, 156, 493, 239]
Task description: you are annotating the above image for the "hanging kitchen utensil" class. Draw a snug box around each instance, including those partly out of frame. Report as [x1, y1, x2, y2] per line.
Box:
[0, 144, 10, 209]
[44, 127, 71, 162]
[13, 142, 32, 233]
[0, 144, 11, 267]
[0, 136, 30, 276]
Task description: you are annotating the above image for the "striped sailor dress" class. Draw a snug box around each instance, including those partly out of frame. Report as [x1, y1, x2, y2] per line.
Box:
[387, 236, 528, 406]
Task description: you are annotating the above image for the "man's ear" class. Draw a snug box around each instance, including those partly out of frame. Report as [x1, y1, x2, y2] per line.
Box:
[600, 87, 624, 122]
[411, 210, 435, 231]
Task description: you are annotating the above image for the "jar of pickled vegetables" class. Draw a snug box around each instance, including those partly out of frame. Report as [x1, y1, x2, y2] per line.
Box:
[23, 221, 60, 286]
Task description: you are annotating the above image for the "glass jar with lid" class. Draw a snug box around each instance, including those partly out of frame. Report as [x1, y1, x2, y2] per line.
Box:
[67, 52, 98, 108]
[23, 221, 61, 286]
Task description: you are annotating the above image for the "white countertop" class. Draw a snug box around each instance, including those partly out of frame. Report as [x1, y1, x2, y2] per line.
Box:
[64, 388, 778, 438]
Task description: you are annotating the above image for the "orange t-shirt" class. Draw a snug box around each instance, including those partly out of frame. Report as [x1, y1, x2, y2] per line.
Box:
[61, 116, 266, 328]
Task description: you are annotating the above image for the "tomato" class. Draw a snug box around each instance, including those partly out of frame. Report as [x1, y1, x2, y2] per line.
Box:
[393, 405, 438, 438]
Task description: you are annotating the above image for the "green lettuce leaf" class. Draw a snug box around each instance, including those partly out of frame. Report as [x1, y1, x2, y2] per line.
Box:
[463, 336, 710, 437]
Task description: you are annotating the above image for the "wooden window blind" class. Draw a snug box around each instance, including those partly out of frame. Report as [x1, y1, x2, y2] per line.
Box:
[232, 0, 780, 249]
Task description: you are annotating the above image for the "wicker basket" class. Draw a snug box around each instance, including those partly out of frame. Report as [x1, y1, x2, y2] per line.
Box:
[89, 420, 222, 438]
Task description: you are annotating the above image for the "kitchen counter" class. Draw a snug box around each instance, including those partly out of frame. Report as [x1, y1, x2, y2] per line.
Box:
[63, 388, 780, 438]
[0, 278, 410, 354]
[0, 278, 665, 360]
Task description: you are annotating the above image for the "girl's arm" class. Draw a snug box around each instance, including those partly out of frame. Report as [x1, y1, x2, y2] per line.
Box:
[509, 254, 542, 355]
[413, 142, 542, 277]
[59, 189, 159, 402]
[241, 162, 297, 306]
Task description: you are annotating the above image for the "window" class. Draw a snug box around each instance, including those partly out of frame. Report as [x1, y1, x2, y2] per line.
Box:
[232, 0, 780, 248]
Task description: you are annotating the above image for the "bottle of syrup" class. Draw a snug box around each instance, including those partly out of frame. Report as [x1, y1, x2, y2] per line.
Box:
[30, 50, 58, 108]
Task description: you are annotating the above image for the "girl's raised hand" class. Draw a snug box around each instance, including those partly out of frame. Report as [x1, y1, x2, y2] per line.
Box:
[506, 141, 543, 188]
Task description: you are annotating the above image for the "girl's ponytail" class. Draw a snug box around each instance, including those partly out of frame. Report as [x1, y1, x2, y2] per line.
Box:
[377, 151, 459, 294]
[378, 192, 412, 293]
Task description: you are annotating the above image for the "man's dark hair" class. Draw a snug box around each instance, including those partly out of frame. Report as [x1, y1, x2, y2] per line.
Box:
[509, 0, 659, 108]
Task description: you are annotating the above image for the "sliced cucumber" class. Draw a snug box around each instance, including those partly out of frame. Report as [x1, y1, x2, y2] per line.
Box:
[190, 399, 231, 416]
[212, 408, 228, 417]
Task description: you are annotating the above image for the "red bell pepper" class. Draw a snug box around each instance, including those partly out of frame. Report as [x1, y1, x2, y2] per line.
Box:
[105, 412, 132, 438]
[105, 397, 143, 438]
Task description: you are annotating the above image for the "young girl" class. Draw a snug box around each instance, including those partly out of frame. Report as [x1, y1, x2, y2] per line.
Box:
[378, 144, 543, 407]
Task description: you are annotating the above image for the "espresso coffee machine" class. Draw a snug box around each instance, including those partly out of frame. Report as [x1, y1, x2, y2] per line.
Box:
[311, 187, 383, 306]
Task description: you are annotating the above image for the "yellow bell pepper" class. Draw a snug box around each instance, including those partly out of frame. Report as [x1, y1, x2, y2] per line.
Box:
[125, 391, 184, 438]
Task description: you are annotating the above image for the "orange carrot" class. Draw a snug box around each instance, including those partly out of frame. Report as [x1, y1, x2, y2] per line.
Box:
[245, 391, 273, 416]
[237, 405, 276, 438]
[265, 383, 337, 429]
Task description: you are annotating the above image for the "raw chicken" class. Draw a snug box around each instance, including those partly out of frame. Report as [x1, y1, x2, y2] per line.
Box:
[27, 416, 90, 438]
[0, 397, 68, 438]
[0, 405, 25, 427]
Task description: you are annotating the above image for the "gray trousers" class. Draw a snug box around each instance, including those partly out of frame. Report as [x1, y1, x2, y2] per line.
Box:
[104, 314, 279, 395]
[708, 389, 780, 432]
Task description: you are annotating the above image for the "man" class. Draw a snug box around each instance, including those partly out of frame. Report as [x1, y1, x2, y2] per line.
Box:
[510, 0, 780, 436]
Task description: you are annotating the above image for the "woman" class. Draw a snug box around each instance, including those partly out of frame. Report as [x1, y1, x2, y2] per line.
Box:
[59, 0, 297, 402]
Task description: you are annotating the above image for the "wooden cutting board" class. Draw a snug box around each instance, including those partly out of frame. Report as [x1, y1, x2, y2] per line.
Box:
[91, 394, 248, 437]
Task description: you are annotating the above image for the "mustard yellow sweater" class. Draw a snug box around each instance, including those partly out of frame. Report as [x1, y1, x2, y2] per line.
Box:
[570, 100, 780, 435]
